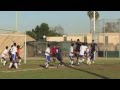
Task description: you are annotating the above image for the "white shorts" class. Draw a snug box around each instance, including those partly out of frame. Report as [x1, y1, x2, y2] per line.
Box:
[1, 54, 6, 59]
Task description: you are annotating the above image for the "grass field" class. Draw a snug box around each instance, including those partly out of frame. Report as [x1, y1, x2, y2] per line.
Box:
[0, 57, 120, 79]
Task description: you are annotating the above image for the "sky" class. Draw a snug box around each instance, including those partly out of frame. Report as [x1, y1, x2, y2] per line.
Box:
[0, 11, 120, 34]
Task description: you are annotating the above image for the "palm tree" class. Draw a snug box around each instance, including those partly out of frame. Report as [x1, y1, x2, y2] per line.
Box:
[87, 11, 99, 33]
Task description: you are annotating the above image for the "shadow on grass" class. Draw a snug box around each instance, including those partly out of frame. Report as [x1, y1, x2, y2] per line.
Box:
[64, 63, 109, 79]
[39, 63, 109, 79]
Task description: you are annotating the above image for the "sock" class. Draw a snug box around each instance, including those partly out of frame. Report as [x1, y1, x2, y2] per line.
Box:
[46, 63, 49, 68]
[19, 59, 21, 63]
[45, 62, 49, 68]
[9, 63, 13, 68]
[71, 61, 74, 65]
[18, 59, 21, 65]
[3, 61, 6, 66]
[14, 63, 18, 69]
[87, 58, 90, 64]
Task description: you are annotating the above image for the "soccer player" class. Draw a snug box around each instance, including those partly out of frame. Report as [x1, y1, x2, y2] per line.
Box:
[90, 40, 97, 64]
[8, 43, 18, 69]
[1, 46, 9, 66]
[8, 45, 13, 62]
[75, 39, 81, 64]
[51, 45, 57, 63]
[69, 43, 74, 66]
[44, 44, 51, 68]
[78, 42, 87, 65]
[17, 45, 23, 65]
[56, 45, 64, 67]
[86, 45, 91, 65]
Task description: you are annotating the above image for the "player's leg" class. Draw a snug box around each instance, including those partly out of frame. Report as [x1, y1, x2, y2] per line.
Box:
[18, 56, 22, 65]
[87, 55, 91, 65]
[69, 56, 74, 66]
[57, 56, 64, 67]
[2, 57, 7, 66]
[45, 56, 50, 68]
[90, 52, 95, 64]
[14, 55, 18, 69]
[52, 53, 56, 63]
[76, 52, 79, 64]
[9, 54, 14, 69]
[78, 55, 83, 65]
[1, 57, 4, 63]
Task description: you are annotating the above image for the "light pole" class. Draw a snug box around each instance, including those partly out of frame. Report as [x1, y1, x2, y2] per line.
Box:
[93, 11, 96, 42]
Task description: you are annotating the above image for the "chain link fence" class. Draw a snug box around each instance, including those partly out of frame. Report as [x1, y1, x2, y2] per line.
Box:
[96, 19, 120, 58]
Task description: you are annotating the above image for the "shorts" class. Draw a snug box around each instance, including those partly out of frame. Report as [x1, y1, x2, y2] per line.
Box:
[57, 56, 62, 61]
[74, 52, 79, 57]
[52, 53, 56, 57]
[45, 56, 51, 62]
[79, 55, 84, 58]
[11, 54, 17, 63]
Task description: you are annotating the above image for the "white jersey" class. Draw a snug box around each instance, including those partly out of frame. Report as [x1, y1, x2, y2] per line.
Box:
[11, 46, 17, 55]
[80, 45, 87, 56]
[2, 49, 8, 58]
[45, 47, 50, 56]
[69, 46, 74, 56]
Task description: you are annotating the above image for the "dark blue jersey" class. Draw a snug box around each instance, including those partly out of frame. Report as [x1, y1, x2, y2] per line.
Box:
[91, 43, 97, 52]
[56, 48, 62, 59]
[75, 42, 81, 52]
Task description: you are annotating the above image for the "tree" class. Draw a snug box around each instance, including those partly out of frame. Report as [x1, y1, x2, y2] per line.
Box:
[26, 23, 63, 41]
[103, 22, 119, 33]
[87, 11, 99, 33]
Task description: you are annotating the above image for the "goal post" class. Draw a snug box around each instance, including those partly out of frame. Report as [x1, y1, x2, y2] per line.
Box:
[0, 33, 27, 64]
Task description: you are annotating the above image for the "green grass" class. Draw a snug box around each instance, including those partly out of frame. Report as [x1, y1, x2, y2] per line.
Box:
[0, 57, 120, 79]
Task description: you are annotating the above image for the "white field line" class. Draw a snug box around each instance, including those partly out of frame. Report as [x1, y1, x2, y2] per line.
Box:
[0, 67, 57, 73]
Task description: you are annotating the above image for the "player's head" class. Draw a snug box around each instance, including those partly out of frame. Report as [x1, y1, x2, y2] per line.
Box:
[92, 40, 94, 43]
[17, 45, 20, 48]
[13, 43, 16, 46]
[6, 46, 8, 49]
[47, 44, 50, 47]
[77, 39, 80, 42]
